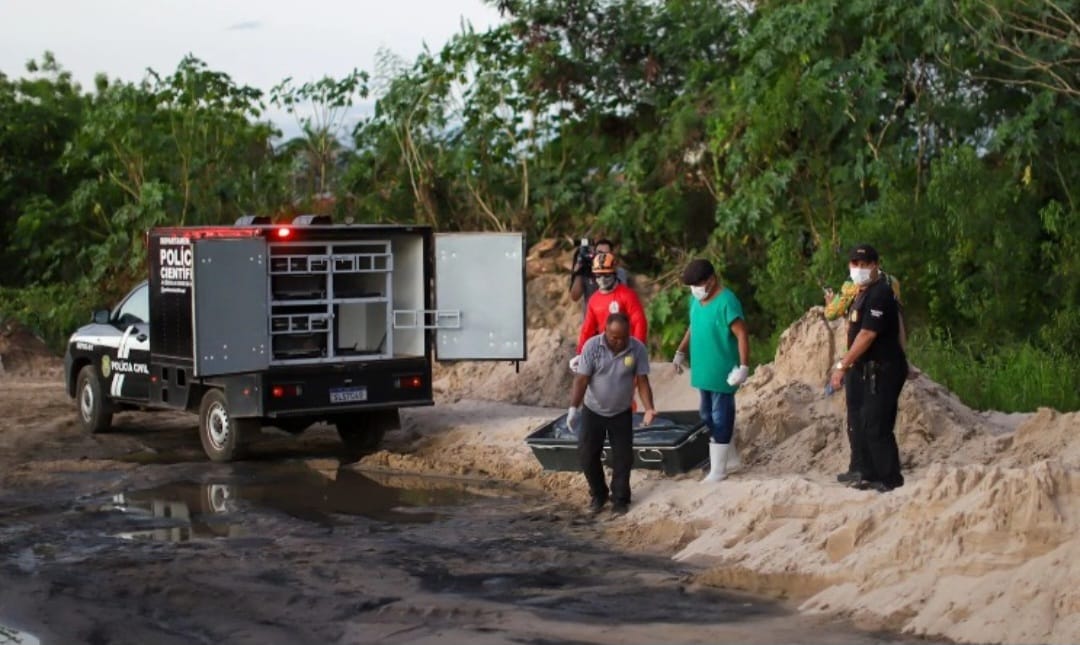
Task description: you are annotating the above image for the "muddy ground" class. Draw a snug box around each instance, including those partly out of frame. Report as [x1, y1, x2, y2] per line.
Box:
[0, 374, 915, 645]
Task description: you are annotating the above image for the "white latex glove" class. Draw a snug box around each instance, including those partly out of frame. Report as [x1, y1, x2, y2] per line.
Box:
[566, 406, 582, 430]
[726, 364, 749, 387]
[568, 354, 582, 373]
[672, 350, 688, 374]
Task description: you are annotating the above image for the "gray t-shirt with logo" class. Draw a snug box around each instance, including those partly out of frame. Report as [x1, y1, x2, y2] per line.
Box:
[577, 334, 650, 416]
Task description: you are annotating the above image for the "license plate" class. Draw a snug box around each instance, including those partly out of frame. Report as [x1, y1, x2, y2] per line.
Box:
[329, 386, 367, 403]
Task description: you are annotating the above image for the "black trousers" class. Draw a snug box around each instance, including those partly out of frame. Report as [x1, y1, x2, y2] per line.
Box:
[852, 360, 907, 488]
[578, 406, 633, 505]
[844, 369, 864, 474]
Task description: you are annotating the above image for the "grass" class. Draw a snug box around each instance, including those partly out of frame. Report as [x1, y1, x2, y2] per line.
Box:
[907, 330, 1080, 413]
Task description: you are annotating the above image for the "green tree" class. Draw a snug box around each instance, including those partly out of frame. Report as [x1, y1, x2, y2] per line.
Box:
[270, 69, 369, 212]
[24, 56, 286, 286]
[0, 53, 90, 285]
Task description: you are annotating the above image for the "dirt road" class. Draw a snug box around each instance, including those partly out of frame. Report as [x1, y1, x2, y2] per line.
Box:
[0, 374, 909, 645]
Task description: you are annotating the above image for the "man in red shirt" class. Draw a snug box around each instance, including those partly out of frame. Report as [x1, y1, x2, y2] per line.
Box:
[571, 252, 648, 369]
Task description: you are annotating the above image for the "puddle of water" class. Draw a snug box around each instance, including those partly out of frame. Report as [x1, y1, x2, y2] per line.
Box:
[108, 465, 489, 541]
[107, 488, 246, 542]
[0, 623, 41, 645]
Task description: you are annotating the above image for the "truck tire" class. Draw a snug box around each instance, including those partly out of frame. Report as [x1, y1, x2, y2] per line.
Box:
[76, 364, 113, 433]
[198, 389, 256, 462]
[336, 409, 398, 459]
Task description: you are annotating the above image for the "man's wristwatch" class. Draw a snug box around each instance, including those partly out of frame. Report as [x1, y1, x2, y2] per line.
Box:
[835, 360, 849, 371]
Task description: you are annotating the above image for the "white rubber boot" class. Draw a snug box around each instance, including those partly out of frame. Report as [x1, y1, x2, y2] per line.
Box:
[727, 441, 742, 472]
[702, 443, 729, 482]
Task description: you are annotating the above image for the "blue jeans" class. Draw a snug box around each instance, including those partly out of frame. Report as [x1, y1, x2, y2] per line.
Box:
[699, 390, 735, 444]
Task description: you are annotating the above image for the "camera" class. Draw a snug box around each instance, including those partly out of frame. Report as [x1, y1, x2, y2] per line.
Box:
[573, 238, 594, 278]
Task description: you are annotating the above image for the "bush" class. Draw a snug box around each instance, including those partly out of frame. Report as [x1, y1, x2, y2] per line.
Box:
[0, 282, 103, 355]
[908, 330, 1080, 413]
[645, 288, 690, 359]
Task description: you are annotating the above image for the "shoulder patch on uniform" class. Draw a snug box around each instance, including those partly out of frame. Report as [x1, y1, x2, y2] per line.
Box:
[870, 308, 883, 318]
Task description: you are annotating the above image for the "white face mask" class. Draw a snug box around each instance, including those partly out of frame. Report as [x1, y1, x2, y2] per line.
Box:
[850, 267, 873, 286]
[597, 275, 617, 291]
[690, 285, 709, 301]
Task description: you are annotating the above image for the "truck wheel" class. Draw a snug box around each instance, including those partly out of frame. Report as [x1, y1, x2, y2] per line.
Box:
[336, 409, 398, 458]
[76, 364, 113, 433]
[198, 389, 256, 462]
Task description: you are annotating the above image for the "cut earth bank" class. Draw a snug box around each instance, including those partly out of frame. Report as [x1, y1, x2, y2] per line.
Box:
[3, 244, 1079, 645]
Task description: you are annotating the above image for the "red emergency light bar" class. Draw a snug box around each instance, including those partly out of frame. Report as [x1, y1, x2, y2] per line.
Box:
[276, 227, 292, 239]
[151, 227, 264, 240]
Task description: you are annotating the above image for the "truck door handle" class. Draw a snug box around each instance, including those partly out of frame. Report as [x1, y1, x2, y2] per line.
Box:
[137, 334, 148, 342]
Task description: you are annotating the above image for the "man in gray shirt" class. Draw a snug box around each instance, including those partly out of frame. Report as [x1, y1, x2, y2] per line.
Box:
[568, 312, 657, 515]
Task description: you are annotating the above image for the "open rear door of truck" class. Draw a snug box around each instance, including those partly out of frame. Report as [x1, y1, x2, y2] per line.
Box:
[429, 232, 527, 361]
[192, 237, 271, 377]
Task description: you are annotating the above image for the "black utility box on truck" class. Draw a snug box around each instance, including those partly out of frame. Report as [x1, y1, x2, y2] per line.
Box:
[525, 410, 709, 475]
[64, 220, 526, 462]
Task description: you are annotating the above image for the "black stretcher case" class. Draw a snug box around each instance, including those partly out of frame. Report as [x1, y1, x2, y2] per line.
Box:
[525, 410, 708, 475]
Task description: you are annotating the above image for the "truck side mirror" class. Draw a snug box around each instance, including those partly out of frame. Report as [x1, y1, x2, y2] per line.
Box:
[92, 309, 111, 324]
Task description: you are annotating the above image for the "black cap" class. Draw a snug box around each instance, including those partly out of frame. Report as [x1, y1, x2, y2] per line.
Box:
[849, 244, 879, 263]
[681, 259, 715, 285]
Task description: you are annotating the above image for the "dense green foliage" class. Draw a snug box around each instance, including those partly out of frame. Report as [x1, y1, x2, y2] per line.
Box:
[1, 0, 1078, 411]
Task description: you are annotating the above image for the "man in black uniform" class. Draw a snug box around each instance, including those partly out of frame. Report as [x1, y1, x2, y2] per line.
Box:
[828, 244, 907, 492]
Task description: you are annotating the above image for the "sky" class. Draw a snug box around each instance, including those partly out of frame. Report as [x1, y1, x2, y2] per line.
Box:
[0, 0, 505, 139]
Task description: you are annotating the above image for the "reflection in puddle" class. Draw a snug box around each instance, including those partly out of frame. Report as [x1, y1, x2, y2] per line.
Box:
[110, 466, 489, 541]
[0, 623, 41, 645]
[109, 486, 245, 542]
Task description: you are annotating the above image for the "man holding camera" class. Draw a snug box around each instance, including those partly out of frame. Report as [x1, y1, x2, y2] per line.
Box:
[569, 238, 631, 311]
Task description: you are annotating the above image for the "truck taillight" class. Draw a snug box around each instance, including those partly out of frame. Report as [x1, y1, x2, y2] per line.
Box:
[396, 375, 423, 389]
[271, 384, 303, 398]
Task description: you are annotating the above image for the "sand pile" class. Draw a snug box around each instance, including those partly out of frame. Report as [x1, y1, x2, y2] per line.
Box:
[731, 307, 1025, 477]
[1006, 409, 1080, 469]
[626, 309, 1078, 644]
[650, 462, 1080, 644]
[432, 326, 577, 408]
